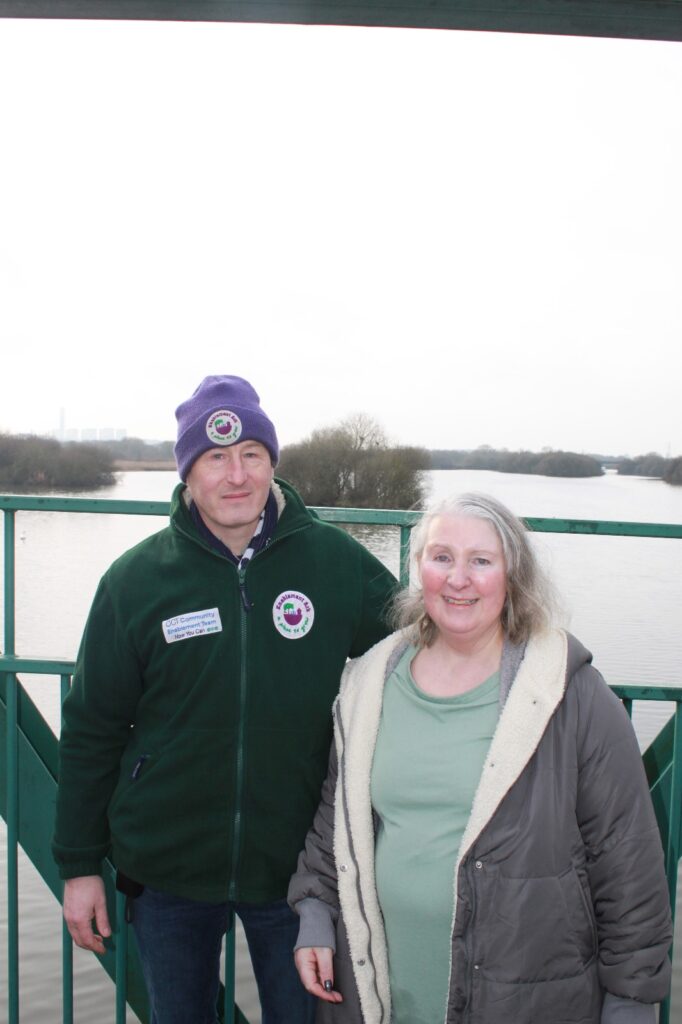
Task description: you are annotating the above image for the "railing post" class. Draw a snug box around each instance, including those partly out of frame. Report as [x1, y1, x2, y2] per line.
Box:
[62, 919, 74, 1024]
[2, 507, 16, 653]
[60, 671, 74, 1023]
[399, 524, 411, 588]
[3, 508, 20, 1023]
[115, 891, 128, 1024]
[60, 671, 71, 704]
[5, 668, 19, 1024]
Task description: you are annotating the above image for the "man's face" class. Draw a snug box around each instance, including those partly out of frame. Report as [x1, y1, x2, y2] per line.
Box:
[186, 440, 275, 554]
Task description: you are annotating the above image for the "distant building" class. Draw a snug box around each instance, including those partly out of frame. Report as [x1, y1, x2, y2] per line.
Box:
[53, 417, 127, 443]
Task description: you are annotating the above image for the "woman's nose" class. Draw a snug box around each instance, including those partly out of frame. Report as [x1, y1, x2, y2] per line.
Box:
[447, 563, 470, 587]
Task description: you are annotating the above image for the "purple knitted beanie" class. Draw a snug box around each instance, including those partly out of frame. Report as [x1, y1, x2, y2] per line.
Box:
[174, 375, 279, 480]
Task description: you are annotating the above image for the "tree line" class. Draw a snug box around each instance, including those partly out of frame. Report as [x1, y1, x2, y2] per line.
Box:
[0, 433, 114, 489]
[1, 429, 681, 501]
[430, 447, 604, 478]
[615, 452, 682, 485]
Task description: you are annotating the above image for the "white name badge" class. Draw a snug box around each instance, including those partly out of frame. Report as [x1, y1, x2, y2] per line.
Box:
[162, 607, 223, 644]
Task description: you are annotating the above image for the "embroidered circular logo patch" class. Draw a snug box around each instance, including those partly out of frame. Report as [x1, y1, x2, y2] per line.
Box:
[273, 590, 315, 639]
[206, 410, 242, 446]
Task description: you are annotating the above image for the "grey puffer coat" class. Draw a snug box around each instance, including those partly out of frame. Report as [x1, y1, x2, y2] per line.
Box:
[288, 629, 672, 1024]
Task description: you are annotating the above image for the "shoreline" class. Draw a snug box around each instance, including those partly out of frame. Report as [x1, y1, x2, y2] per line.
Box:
[113, 460, 176, 471]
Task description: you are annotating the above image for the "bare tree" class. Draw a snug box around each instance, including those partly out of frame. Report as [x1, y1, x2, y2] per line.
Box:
[278, 416, 429, 509]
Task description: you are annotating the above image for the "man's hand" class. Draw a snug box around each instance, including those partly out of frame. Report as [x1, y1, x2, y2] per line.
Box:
[294, 946, 343, 1003]
[63, 875, 111, 954]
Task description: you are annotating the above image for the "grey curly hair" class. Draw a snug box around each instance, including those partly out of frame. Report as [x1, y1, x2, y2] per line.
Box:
[392, 492, 555, 647]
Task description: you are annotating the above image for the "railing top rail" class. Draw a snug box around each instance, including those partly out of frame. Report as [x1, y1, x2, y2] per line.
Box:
[0, 656, 75, 674]
[0, 495, 170, 516]
[523, 517, 682, 539]
[1, 494, 682, 539]
[611, 684, 682, 701]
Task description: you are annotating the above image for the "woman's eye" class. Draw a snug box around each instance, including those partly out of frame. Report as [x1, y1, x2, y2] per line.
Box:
[473, 557, 490, 567]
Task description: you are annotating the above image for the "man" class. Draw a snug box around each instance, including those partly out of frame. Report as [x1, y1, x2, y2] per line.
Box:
[53, 375, 396, 1024]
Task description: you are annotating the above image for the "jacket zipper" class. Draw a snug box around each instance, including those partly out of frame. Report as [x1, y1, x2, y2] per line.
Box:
[172, 496, 312, 899]
[225, 524, 314, 898]
[228, 566, 249, 901]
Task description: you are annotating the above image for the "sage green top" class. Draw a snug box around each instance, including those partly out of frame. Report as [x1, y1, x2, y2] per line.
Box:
[371, 645, 500, 1024]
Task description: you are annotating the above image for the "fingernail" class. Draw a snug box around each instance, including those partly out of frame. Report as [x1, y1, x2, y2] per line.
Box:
[324, 980, 333, 992]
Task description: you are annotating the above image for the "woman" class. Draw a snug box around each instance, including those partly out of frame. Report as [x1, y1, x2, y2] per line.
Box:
[288, 493, 672, 1024]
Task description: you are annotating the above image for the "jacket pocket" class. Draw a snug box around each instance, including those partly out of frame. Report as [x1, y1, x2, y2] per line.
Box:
[108, 747, 157, 820]
[559, 866, 598, 964]
[479, 869, 594, 983]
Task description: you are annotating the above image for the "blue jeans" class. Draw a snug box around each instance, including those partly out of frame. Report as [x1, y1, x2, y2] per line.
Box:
[131, 887, 316, 1024]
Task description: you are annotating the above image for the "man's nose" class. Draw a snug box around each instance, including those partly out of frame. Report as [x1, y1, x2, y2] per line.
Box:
[224, 457, 248, 483]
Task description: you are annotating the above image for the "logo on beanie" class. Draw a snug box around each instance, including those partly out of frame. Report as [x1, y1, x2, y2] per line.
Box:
[272, 590, 315, 639]
[206, 410, 242, 446]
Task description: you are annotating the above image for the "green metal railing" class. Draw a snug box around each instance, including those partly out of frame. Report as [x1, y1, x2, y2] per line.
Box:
[2, 494, 682, 1023]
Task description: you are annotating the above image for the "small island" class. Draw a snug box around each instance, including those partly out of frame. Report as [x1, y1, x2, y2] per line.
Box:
[0, 433, 115, 490]
[616, 452, 682, 485]
[0, 434, 178, 491]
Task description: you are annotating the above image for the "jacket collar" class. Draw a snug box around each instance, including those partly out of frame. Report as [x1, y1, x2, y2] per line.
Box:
[169, 476, 313, 554]
[459, 627, 567, 859]
[335, 627, 569, 861]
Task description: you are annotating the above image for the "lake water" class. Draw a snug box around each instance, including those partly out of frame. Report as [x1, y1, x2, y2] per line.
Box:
[2, 467, 682, 1022]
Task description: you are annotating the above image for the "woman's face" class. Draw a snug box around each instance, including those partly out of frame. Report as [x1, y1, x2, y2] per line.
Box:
[418, 515, 507, 647]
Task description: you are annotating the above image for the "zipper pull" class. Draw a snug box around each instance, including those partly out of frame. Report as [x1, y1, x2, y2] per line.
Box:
[238, 569, 253, 612]
[131, 754, 150, 780]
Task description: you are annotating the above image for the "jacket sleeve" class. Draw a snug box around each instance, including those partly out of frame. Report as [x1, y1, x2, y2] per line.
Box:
[288, 737, 341, 947]
[349, 545, 397, 658]
[600, 993, 655, 1024]
[574, 665, 672, 1004]
[52, 575, 143, 878]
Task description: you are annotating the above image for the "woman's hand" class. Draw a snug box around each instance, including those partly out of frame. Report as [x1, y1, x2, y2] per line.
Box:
[294, 946, 343, 1003]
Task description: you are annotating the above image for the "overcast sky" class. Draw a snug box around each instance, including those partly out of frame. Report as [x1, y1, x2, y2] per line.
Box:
[0, 17, 680, 456]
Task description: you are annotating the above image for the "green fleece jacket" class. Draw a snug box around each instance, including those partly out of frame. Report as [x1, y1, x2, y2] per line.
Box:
[52, 479, 395, 903]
